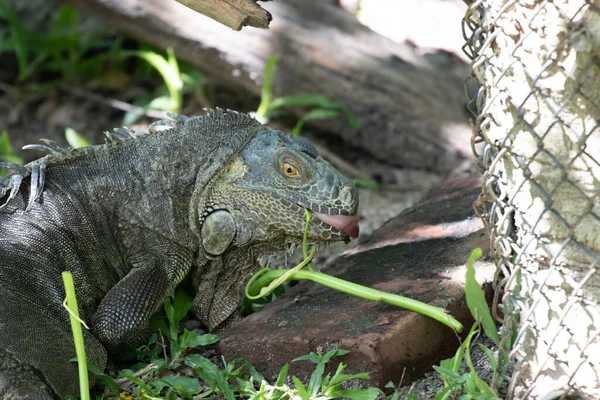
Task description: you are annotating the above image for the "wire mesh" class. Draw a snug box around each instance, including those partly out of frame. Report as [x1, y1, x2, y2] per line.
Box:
[463, 0, 600, 398]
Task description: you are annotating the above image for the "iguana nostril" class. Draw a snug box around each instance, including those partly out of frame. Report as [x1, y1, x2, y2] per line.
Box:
[340, 186, 353, 204]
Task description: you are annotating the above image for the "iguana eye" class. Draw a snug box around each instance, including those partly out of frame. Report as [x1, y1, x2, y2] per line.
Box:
[281, 162, 299, 177]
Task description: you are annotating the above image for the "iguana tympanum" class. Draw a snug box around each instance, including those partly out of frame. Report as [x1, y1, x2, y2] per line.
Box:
[0, 109, 359, 399]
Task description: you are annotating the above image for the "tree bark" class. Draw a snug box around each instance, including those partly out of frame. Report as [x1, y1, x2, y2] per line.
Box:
[62, 0, 472, 173]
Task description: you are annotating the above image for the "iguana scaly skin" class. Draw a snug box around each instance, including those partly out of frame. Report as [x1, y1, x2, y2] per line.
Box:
[0, 109, 359, 399]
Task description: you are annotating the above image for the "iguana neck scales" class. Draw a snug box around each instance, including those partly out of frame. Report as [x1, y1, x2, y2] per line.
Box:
[0, 109, 359, 398]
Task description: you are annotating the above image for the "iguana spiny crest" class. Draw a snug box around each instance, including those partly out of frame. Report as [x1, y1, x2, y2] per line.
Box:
[0, 109, 359, 398]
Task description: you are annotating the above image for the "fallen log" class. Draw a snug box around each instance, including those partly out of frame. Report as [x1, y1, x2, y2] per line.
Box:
[63, 0, 472, 173]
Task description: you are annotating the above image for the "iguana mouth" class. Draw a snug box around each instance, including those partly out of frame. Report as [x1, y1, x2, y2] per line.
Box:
[313, 211, 360, 239]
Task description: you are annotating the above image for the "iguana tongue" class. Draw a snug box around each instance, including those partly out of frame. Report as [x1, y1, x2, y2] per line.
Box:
[313, 212, 360, 239]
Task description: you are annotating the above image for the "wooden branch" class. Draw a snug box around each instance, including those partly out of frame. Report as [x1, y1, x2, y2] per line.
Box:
[173, 0, 271, 30]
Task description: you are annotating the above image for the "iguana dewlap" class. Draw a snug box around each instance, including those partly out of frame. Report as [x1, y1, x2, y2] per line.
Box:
[0, 110, 359, 398]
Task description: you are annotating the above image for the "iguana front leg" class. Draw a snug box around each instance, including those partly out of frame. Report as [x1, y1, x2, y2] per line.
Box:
[92, 237, 194, 350]
[191, 209, 255, 331]
[192, 250, 259, 332]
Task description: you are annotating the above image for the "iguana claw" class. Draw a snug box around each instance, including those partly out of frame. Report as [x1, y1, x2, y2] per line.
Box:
[0, 174, 22, 211]
[26, 160, 46, 211]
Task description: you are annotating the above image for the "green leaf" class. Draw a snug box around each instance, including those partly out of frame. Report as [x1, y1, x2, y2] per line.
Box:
[478, 344, 498, 372]
[159, 376, 202, 397]
[342, 105, 361, 130]
[225, 357, 265, 383]
[292, 352, 320, 364]
[292, 109, 340, 136]
[270, 94, 341, 110]
[335, 387, 381, 400]
[329, 371, 370, 386]
[184, 355, 235, 400]
[120, 369, 155, 394]
[352, 178, 379, 190]
[0, 0, 31, 81]
[146, 95, 177, 111]
[0, 131, 23, 165]
[179, 329, 219, 349]
[184, 355, 215, 386]
[51, 5, 79, 35]
[433, 366, 462, 384]
[270, 94, 360, 130]
[461, 324, 498, 398]
[65, 128, 89, 148]
[163, 290, 193, 357]
[122, 48, 183, 112]
[307, 361, 325, 397]
[433, 387, 454, 400]
[322, 348, 350, 362]
[164, 290, 193, 333]
[465, 248, 500, 346]
[291, 376, 309, 400]
[180, 69, 205, 93]
[304, 349, 349, 397]
[275, 363, 289, 386]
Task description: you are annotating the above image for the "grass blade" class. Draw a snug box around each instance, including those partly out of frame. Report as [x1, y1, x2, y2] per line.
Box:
[62, 271, 90, 400]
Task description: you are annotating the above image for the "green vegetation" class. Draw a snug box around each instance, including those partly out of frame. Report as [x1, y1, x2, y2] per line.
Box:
[0, 0, 204, 127]
[0, 2, 103, 82]
[60, 247, 504, 399]
[428, 249, 504, 400]
[56, 209, 469, 399]
[0, 130, 23, 178]
[255, 54, 360, 136]
[61, 285, 381, 399]
[118, 48, 204, 125]
[249, 267, 464, 332]
[65, 128, 90, 148]
[0, 130, 22, 165]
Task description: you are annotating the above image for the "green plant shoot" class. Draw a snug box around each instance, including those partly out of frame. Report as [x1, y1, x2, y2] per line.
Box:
[62, 271, 90, 400]
[122, 48, 183, 112]
[246, 210, 464, 332]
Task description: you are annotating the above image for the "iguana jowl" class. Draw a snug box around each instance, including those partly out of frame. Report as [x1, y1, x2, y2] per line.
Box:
[0, 109, 359, 398]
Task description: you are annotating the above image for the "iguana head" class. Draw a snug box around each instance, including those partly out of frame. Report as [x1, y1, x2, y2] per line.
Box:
[200, 127, 359, 257]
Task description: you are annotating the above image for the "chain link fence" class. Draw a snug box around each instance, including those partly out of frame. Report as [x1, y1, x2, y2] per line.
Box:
[462, 0, 600, 398]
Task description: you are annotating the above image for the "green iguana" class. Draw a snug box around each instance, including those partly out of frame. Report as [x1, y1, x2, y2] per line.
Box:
[0, 109, 359, 399]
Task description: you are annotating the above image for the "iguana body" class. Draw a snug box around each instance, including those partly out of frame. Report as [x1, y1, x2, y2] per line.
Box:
[0, 110, 359, 398]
